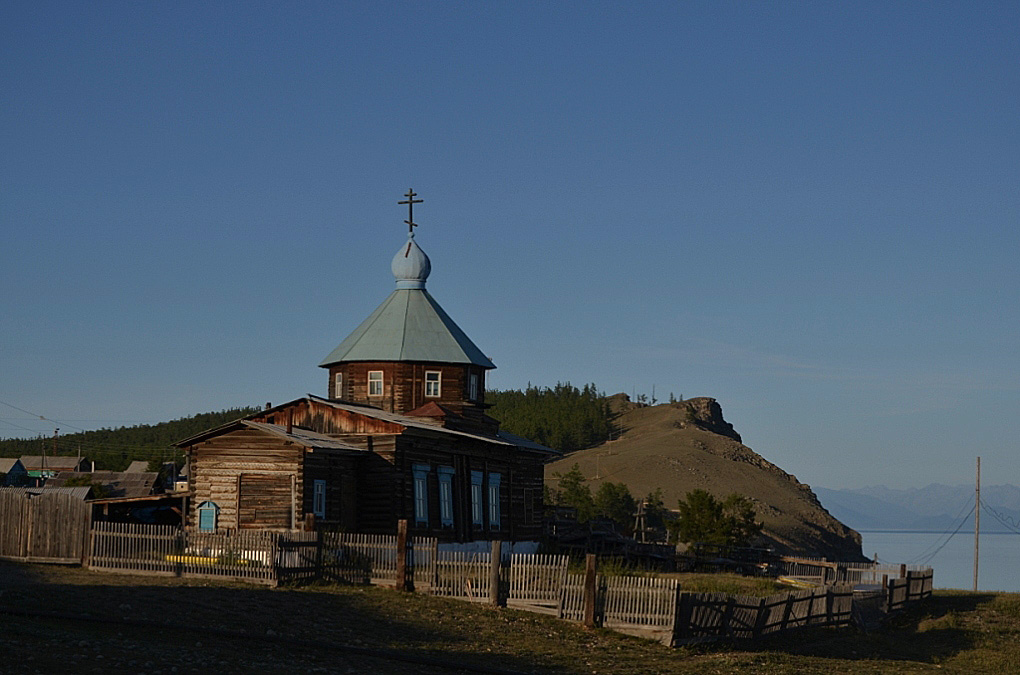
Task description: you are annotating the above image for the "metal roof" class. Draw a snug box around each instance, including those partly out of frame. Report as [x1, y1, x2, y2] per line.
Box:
[319, 289, 495, 369]
[305, 395, 522, 447]
[19, 455, 86, 470]
[175, 418, 368, 453]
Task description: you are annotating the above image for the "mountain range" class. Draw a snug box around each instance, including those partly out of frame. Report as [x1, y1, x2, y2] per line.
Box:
[815, 484, 1020, 533]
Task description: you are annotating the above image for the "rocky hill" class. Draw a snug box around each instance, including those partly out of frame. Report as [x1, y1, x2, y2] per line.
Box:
[545, 394, 865, 560]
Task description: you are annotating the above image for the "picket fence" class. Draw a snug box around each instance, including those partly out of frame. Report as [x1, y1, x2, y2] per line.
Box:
[86, 523, 933, 645]
[89, 522, 318, 585]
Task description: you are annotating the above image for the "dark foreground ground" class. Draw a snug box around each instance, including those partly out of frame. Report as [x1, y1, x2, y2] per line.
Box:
[2, 561, 1019, 674]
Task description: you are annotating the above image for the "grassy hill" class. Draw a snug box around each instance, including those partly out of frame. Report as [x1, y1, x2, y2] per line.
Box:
[546, 394, 864, 560]
[0, 407, 258, 471]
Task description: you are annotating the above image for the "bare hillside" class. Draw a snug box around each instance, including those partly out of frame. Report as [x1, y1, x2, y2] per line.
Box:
[545, 395, 864, 560]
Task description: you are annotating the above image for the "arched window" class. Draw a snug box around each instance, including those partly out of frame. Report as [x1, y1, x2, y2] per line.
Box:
[197, 501, 219, 532]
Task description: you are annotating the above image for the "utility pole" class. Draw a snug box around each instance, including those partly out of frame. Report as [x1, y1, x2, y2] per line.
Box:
[974, 456, 981, 592]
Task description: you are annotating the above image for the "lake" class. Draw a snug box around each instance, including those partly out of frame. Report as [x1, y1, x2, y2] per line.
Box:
[860, 530, 1020, 592]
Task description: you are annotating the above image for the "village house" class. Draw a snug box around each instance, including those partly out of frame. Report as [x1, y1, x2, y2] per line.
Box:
[19, 455, 90, 484]
[0, 458, 28, 486]
[176, 192, 556, 547]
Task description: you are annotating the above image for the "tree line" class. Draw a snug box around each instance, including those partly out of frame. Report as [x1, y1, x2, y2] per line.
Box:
[0, 407, 258, 471]
[485, 382, 613, 453]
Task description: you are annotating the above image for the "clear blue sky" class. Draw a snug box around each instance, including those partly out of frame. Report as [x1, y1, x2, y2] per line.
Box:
[2, 2, 1017, 489]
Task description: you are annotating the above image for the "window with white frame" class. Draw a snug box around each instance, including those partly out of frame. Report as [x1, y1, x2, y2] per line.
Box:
[313, 479, 326, 518]
[425, 371, 441, 397]
[333, 373, 343, 399]
[487, 473, 501, 529]
[412, 464, 429, 525]
[469, 373, 479, 401]
[368, 370, 383, 396]
[438, 466, 454, 527]
[470, 471, 484, 526]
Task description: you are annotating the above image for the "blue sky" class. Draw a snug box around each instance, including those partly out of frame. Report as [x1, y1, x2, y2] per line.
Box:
[2, 2, 1017, 489]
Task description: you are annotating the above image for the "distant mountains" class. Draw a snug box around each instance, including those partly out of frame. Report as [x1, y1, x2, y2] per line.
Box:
[815, 484, 1020, 533]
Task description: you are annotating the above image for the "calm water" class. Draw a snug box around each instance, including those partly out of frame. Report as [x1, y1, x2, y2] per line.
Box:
[860, 530, 1020, 592]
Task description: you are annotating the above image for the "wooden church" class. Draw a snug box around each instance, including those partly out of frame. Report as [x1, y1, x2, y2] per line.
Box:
[176, 192, 555, 544]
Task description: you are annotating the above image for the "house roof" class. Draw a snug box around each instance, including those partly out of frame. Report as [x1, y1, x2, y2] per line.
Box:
[0, 458, 24, 473]
[46, 471, 160, 499]
[175, 418, 369, 453]
[19, 455, 85, 471]
[304, 395, 558, 454]
[124, 460, 151, 473]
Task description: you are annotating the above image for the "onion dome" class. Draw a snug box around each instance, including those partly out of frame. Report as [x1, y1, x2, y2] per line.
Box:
[391, 233, 431, 289]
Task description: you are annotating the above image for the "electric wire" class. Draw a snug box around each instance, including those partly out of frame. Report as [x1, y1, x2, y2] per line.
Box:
[900, 492, 974, 563]
[980, 500, 1020, 534]
[909, 501, 976, 565]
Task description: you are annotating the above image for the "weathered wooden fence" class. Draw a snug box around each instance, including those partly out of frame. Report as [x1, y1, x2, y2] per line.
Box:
[89, 522, 318, 585]
[80, 523, 934, 645]
[0, 490, 90, 563]
[674, 584, 854, 643]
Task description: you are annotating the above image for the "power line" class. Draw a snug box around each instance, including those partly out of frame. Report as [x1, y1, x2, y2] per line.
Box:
[909, 502, 976, 566]
[0, 399, 86, 432]
[980, 500, 1020, 534]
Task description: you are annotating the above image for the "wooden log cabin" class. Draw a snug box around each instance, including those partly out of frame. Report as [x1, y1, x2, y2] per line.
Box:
[176, 194, 556, 544]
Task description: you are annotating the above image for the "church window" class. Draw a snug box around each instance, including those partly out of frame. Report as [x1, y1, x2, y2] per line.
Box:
[368, 371, 383, 396]
[334, 373, 343, 399]
[470, 471, 484, 526]
[425, 371, 441, 397]
[197, 501, 219, 532]
[438, 466, 454, 527]
[469, 373, 479, 401]
[412, 464, 429, 525]
[487, 473, 501, 529]
[313, 480, 326, 518]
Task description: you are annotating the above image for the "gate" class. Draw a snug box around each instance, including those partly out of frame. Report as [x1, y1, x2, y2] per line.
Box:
[0, 490, 91, 563]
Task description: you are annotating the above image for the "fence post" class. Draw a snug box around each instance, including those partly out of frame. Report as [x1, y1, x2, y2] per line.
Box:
[583, 553, 597, 628]
[753, 596, 768, 638]
[395, 519, 409, 592]
[489, 540, 502, 607]
[899, 563, 906, 579]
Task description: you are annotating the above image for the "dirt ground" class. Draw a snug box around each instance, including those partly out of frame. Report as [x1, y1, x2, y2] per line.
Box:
[0, 561, 520, 674]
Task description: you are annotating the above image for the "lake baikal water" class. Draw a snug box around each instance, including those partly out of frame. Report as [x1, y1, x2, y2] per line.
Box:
[860, 530, 1020, 592]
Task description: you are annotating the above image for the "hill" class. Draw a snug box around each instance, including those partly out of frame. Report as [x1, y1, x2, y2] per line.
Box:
[545, 394, 865, 560]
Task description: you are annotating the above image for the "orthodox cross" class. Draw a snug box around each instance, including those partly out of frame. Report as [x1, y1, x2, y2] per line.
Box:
[398, 188, 423, 234]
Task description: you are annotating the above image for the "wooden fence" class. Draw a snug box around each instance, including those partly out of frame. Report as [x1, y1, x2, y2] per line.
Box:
[89, 522, 318, 585]
[0, 490, 90, 564]
[81, 523, 934, 645]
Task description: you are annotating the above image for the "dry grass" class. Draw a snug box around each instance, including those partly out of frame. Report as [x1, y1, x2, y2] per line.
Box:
[2, 562, 1019, 674]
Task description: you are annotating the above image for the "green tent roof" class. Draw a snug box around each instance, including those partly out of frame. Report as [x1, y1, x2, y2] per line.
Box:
[319, 289, 495, 369]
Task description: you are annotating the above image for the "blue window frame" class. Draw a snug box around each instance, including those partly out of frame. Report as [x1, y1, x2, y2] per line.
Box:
[197, 501, 219, 532]
[470, 471, 484, 526]
[487, 473, 501, 529]
[313, 479, 326, 518]
[437, 466, 454, 527]
[413, 464, 430, 525]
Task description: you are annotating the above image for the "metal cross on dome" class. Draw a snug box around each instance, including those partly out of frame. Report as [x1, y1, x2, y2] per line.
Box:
[398, 188, 423, 234]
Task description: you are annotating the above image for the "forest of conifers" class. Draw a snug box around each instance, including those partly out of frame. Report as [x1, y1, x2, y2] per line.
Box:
[0, 383, 613, 470]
